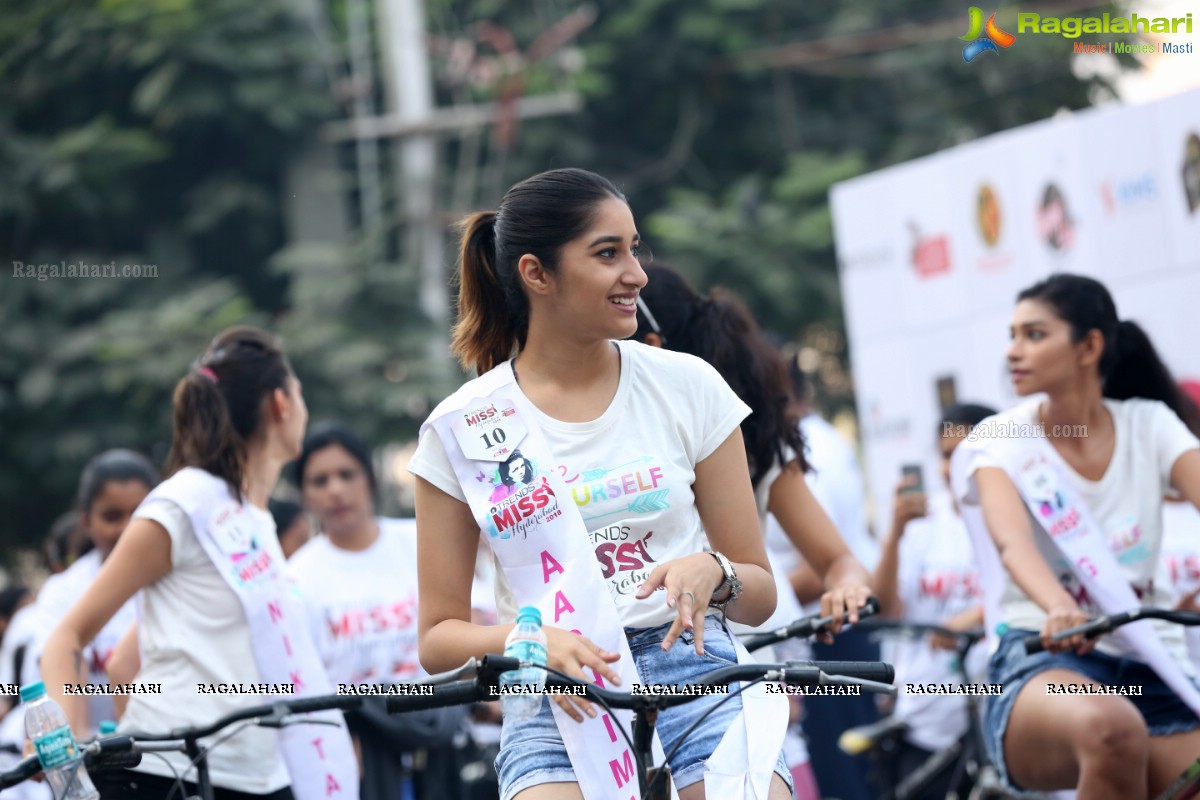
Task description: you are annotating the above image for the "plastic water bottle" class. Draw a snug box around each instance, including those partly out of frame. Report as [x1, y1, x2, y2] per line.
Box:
[500, 606, 548, 720]
[21, 681, 100, 799]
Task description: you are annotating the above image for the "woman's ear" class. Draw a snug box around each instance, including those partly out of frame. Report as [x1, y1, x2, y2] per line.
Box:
[1078, 329, 1105, 369]
[270, 387, 289, 421]
[518, 253, 553, 296]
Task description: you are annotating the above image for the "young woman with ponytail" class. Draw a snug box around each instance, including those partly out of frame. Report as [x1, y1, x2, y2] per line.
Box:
[952, 273, 1200, 799]
[409, 168, 795, 800]
[39, 327, 357, 800]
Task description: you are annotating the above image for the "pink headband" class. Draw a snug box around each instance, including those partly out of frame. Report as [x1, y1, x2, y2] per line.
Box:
[197, 366, 219, 384]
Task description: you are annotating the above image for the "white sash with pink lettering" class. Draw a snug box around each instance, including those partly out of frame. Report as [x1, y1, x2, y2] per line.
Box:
[148, 468, 359, 800]
[427, 363, 785, 800]
[952, 434, 1200, 713]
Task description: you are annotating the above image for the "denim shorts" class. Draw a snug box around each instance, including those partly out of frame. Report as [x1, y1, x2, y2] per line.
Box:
[984, 628, 1200, 793]
[495, 615, 793, 800]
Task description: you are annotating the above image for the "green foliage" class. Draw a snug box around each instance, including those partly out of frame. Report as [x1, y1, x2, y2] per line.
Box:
[0, 0, 332, 552]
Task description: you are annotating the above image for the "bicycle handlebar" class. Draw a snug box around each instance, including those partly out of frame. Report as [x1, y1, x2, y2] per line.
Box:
[1022, 608, 1200, 655]
[741, 596, 881, 652]
[384, 656, 896, 714]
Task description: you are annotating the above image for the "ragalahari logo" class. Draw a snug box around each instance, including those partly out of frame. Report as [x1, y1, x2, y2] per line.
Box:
[961, 7, 1016, 62]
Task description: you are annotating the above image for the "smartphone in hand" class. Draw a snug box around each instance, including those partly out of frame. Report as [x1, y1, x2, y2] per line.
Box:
[899, 464, 925, 495]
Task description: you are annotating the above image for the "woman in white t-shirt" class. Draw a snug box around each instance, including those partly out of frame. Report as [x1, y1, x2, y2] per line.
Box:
[290, 422, 465, 800]
[953, 273, 1200, 800]
[874, 404, 993, 798]
[27, 450, 159, 732]
[631, 264, 874, 800]
[409, 168, 794, 800]
[40, 326, 357, 800]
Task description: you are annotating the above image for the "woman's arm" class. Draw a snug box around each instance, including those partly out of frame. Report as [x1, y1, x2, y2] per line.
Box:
[974, 467, 1089, 651]
[768, 464, 873, 627]
[415, 477, 620, 723]
[872, 477, 928, 619]
[40, 520, 171, 735]
[105, 622, 140, 720]
[1171, 449, 1200, 511]
[638, 429, 776, 652]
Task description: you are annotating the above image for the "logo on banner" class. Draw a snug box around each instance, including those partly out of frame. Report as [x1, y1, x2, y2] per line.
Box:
[976, 184, 1002, 247]
[1184, 133, 1200, 215]
[1035, 183, 1076, 251]
[908, 222, 952, 278]
[960, 7, 1016, 62]
[1100, 173, 1158, 214]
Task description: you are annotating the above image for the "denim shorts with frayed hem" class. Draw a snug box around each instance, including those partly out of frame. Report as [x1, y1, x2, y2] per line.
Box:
[984, 628, 1200, 795]
[495, 615, 793, 800]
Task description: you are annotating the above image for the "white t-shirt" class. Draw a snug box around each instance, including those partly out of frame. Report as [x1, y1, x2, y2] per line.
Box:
[119, 489, 290, 792]
[1158, 501, 1200, 669]
[33, 550, 138, 729]
[957, 397, 1199, 671]
[892, 492, 983, 752]
[287, 518, 422, 684]
[408, 340, 750, 630]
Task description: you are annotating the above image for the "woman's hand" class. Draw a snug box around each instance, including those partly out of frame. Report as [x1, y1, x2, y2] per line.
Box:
[635, 553, 725, 655]
[542, 626, 622, 723]
[1041, 602, 1092, 654]
[817, 581, 874, 642]
[891, 478, 928, 532]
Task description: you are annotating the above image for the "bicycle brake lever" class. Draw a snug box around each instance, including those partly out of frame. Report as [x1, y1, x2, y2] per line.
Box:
[823, 674, 897, 697]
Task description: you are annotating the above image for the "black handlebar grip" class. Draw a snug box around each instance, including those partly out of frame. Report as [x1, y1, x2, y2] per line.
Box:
[0, 755, 42, 789]
[88, 751, 143, 771]
[385, 681, 485, 713]
[1022, 633, 1046, 655]
[282, 695, 364, 715]
[806, 661, 894, 684]
[859, 596, 881, 618]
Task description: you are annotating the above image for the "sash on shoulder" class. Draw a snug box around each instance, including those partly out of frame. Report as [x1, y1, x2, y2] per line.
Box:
[952, 434, 1200, 714]
[149, 469, 359, 800]
[426, 361, 786, 800]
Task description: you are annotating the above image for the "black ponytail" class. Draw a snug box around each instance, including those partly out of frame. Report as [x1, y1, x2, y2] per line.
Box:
[1105, 320, 1200, 433]
[164, 326, 294, 500]
[1017, 274, 1198, 429]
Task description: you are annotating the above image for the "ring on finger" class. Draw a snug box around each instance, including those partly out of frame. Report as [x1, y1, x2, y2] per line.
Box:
[680, 590, 696, 606]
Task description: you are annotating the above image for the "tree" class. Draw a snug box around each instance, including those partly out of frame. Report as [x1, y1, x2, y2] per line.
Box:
[0, 0, 333, 552]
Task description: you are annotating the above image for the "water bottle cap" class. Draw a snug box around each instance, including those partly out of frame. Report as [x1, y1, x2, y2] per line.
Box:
[995, 622, 1010, 637]
[516, 606, 542, 626]
[18, 681, 46, 703]
[99, 721, 118, 735]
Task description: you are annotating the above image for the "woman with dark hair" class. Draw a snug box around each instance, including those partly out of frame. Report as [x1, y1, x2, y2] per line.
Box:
[872, 403, 995, 799]
[31, 449, 158, 734]
[290, 422, 465, 800]
[39, 326, 357, 800]
[952, 273, 1200, 799]
[409, 168, 794, 800]
[633, 264, 872, 800]
[632, 264, 872, 619]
